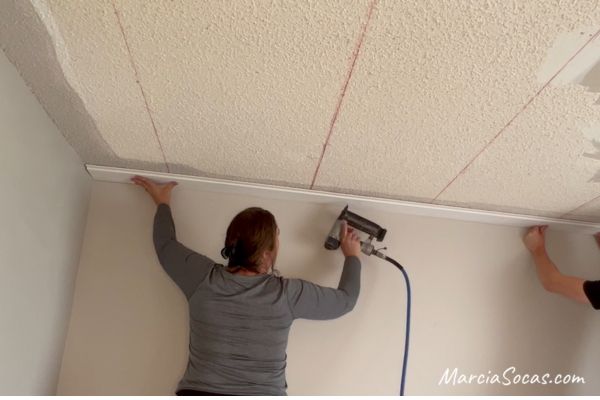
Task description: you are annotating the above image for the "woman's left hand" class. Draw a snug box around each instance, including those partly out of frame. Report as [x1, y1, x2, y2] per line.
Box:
[131, 175, 178, 205]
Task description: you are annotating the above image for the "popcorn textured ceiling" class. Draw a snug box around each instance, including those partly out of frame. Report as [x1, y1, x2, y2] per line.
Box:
[1, 0, 600, 221]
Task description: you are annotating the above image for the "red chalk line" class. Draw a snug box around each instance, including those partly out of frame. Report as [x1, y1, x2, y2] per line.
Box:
[309, 0, 378, 189]
[111, 0, 171, 173]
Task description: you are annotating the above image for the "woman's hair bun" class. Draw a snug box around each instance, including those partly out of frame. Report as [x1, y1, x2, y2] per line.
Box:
[221, 243, 238, 259]
[221, 246, 231, 259]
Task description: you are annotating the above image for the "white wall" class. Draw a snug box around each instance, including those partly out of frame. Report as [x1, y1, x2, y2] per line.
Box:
[57, 179, 600, 395]
[0, 50, 91, 394]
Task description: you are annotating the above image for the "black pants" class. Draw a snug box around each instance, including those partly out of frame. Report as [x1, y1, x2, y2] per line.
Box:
[176, 389, 232, 396]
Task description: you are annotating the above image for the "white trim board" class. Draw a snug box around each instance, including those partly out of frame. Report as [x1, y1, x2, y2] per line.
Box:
[86, 164, 600, 234]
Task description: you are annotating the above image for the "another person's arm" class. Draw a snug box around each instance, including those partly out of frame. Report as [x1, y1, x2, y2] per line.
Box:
[285, 221, 362, 320]
[523, 226, 600, 308]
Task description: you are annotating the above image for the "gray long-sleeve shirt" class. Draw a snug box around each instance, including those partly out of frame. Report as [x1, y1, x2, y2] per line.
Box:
[153, 204, 361, 395]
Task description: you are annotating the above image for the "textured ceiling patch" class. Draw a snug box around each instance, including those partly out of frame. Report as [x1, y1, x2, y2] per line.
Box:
[314, 1, 600, 212]
[0, 0, 122, 167]
[105, 0, 369, 186]
[436, 84, 600, 217]
[4, 0, 600, 221]
[45, 0, 168, 164]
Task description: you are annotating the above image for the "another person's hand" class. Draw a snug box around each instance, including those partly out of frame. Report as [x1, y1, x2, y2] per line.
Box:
[523, 225, 548, 256]
[594, 232, 600, 249]
[131, 175, 178, 205]
[340, 220, 361, 257]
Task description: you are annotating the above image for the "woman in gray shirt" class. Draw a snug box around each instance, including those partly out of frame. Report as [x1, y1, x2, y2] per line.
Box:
[132, 176, 362, 396]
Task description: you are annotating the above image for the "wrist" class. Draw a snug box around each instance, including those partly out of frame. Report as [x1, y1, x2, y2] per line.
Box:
[530, 247, 547, 258]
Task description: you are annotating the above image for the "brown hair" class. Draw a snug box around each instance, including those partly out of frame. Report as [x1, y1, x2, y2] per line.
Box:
[221, 207, 278, 272]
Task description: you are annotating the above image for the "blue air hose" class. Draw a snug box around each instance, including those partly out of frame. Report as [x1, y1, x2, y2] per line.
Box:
[382, 255, 411, 396]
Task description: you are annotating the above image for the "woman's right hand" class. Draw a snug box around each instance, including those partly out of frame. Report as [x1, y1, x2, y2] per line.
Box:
[340, 220, 361, 257]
